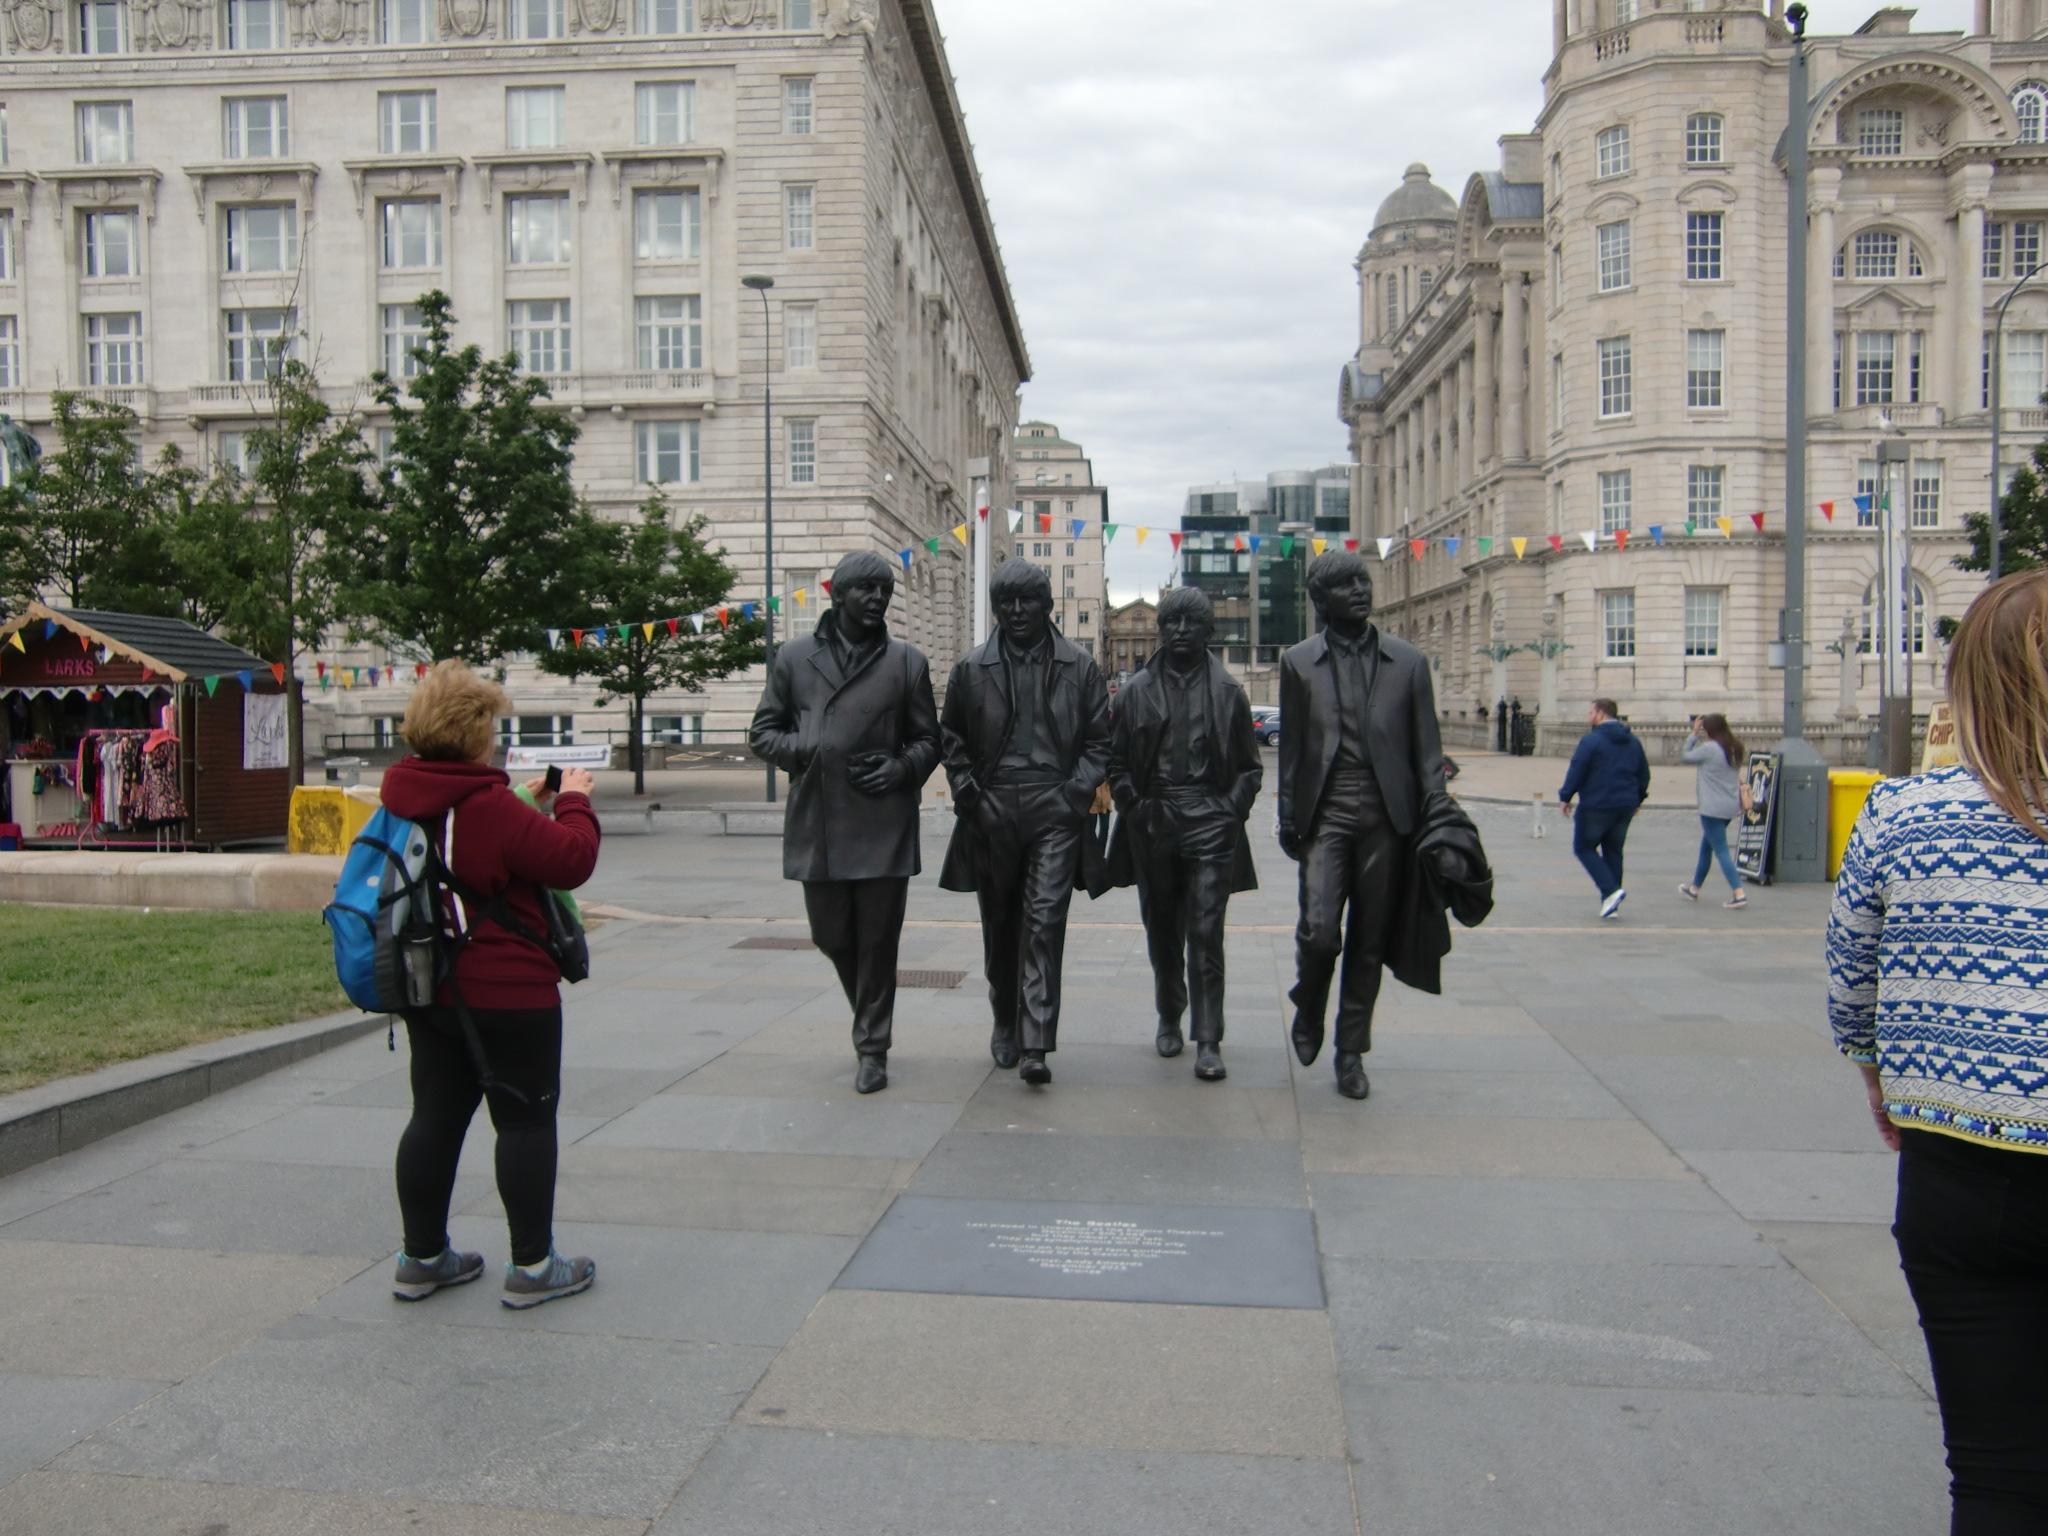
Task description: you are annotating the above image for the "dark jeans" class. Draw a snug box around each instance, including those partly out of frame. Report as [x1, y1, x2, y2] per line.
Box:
[1895, 1128, 2048, 1534]
[1132, 787, 1238, 1044]
[1692, 815, 1740, 891]
[1572, 804, 1635, 898]
[1290, 768, 1399, 1058]
[803, 876, 908, 1057]
[975, 781, 1083, 1053]
[396, 1003, 561, 1268]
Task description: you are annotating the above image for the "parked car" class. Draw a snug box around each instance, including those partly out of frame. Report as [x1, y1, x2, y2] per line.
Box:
[1252, 709, 1281, 747]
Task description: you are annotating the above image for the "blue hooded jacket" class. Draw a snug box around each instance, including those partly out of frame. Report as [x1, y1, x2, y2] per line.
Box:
[1559, 719, 1651, 812]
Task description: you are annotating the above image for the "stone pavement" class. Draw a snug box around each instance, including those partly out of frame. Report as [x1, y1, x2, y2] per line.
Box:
[0, 793, 1947, 1534]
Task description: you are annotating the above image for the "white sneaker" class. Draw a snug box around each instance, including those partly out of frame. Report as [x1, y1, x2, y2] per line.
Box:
[1600, 888, 1627, 920]
[1677, 883, 1699, 902]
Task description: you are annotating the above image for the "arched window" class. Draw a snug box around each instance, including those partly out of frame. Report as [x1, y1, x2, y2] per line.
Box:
[1836, 228, 1925, 281]
[1860, 577, 1929, 657]
[2017, 85, 2048, 145]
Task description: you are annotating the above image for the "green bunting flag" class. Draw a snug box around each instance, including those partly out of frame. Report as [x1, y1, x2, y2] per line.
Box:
[203, 675, 220, 697]
[1279, 537, 1295, 557]
[767, 596, 781, 614]
[924, 537, 940, 555]
[1104, 524, 1119, 542]
[1477, 537, 1493, 557]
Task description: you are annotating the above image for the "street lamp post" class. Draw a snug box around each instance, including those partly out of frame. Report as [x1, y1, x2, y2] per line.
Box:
[1989, 258, 2048, 583]
[742, 274, 776, 804]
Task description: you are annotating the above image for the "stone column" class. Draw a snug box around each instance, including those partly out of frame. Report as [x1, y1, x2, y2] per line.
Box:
[1807, 186, 1837, 417]
[1501, 276, 1527, 461]
[1457, 350, 1475, 492]
[1474, 300, 1497, 467]
[1954, 189, 1987, 419]
[1425, 386, 1440, 513]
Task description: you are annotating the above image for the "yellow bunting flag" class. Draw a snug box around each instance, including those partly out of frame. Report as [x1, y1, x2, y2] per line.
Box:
[1312, 538, 1328, 556]
[794, 588, 808, 606]
[952, 523, 969, 547]
[1135, 527, 1150, 547]
[1511, 537, 1528, 561]
[1716, 516, 1733, 538]
[4, 630, 21, 652]
[642, 622, 656, 641]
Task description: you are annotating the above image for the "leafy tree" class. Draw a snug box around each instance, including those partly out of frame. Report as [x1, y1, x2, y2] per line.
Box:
[1935, 439, 2048, 640]
[339, 291, 590, 666]
[536, 495, 765, 794]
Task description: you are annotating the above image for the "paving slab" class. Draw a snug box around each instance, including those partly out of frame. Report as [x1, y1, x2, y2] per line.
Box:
[1582, 1056, 1879, 1153]
[582, 1092, 962, 1160]
[1311, 1067, 1632, 1121]
[955, 1078, 1300, 1141]
[736, 1289, 1346, 1459]
[0, 1374, 161, 1487]
[326, 1065, 686, 1118]
[1683, 1148, 1901, 1224]
[532, 1145, 917, 1236]
[1342, 1380, 1947, 1536]
[189, 1104, 608, 1173]
[727, 1011, 996, 1060]
[1300, 1111, 1695, 1179]
[908, 1129, 1309, 1208]
[651, 1427, 1360, 1536]
[63, 1313, 774, 1520]
[838, 1194, 1323, 1308]
[0, 1241, 366, 1381]
[666, 1048, 994, 1103]
[1760, 1220, 1935, 1395]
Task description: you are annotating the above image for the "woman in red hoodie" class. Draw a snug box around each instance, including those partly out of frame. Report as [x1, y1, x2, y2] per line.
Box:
[379, 660, 602, 1309]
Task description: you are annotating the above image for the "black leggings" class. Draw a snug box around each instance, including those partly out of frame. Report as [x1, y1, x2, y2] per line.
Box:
[1894, 1127, 2048, 1535]
[396, 1003, 562, 1268]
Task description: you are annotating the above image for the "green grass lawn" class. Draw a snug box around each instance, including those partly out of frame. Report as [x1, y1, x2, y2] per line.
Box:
[0, 906, 349, 1095]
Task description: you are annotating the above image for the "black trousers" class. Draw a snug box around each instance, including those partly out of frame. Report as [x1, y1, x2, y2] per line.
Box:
[396, 1003, 562, 1268]
[803, 876, 909, 1057]
[1895, 1127, 2048, 1535]
[1289, 769, 1400, 1058]
[975, 781, 1083, 1054]
[1133, 787, 1238, 1044]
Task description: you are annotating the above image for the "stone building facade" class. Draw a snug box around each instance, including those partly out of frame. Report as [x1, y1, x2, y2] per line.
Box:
[1012, 419, 1108, 659]
[0, 0, 1026, 750]
[1100, 595, 1156, 683]
[1339, 0, 2043, 756]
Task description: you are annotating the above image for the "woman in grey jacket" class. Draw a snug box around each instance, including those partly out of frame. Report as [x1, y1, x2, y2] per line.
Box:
[1678, 714, 1747, 909]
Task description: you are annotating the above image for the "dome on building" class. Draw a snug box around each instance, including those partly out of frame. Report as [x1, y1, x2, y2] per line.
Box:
[1371, 164, 1458, 234]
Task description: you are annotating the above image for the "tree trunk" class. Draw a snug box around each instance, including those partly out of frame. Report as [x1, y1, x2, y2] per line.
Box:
[630, 688, 645, 797]
[287, 673, 305, 792]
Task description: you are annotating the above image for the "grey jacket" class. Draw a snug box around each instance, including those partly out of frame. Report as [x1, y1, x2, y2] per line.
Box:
[1682, 736, 1742, 821]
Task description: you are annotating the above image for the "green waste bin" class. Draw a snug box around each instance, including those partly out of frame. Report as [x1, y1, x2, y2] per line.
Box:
[1828, 770, 1884, 880]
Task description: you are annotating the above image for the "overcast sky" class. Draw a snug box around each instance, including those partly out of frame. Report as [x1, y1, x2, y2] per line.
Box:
[937, 0, 1978, 603]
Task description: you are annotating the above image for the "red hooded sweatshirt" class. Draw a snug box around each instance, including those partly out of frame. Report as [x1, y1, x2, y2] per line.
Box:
[379, 756, 602, 1011]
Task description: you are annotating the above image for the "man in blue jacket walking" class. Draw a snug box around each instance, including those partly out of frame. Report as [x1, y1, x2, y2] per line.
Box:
[1558, 698, 1651, 919]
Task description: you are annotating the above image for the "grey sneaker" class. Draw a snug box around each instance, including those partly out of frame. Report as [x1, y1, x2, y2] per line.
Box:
[393, 1247, 485, 1302]
[502, 1252, 596, 1310]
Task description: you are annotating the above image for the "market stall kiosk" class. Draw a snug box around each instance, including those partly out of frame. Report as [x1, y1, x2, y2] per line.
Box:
[0, 603, 290, 848]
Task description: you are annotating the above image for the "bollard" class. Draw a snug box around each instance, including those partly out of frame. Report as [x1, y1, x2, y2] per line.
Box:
[1532, 792, 1547, 839]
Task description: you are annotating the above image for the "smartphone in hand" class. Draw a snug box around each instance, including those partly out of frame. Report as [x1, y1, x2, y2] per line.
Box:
[544, 763, 563, 796]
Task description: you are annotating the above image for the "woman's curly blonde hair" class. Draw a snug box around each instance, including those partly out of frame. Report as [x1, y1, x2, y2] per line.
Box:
[400, 660, 509, 763]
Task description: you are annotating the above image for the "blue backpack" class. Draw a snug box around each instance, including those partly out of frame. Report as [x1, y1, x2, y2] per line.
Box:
[324, 807, 435, 1015]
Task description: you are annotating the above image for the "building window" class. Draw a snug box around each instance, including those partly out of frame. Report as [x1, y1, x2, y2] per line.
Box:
[224, 205, 297, 272]
[1597, 469, 1631, 534]
[635, 418, 698, 484]
[76, 0, 127, 52]
[1601, 591, 1637, 661]
[1861, 578, 1928, 656]
[0, 315, 19, 390]
[785, 184, 815, 250]
[1595, 219, 1631, 291]
[1552, 352, 1565, 430]
[379, 91, 437, 154]
[1595, 124, 1631, 179]
[1686, 328, 1724, 409]
[634, 188, 701, 260]
[1686, 464, 1723, 526]
[783, 0, 811, 24]
[1908, 330, 1925, 402]
[1597, 336, 1632, 418]
[1683, 588, 1722, 658]
[636, 0, 694, 31]
[508, 0, 563, 37]
[224, 307, 295, 381]
[506, 86, 566, 149]
[783, 301, 816, 368]
[1856, 459, 1881, 527]
[215, 429, 253, 475]
[378, 0, 436, 41]
[76, 102, 134, 165]
[2016, 221, 2044, 276]
[2018, 86, 2048, 145]
[785, 77, 814, 134]
[635, 82, 694, 144]
[507, 298, 571, 373]
[81, 209, 138, 277]
[649, 713, 705, 745]
[1854, 331, 1896, 406]
[498, 715, 575, 747]
[380, 302, 426, 378]
[84, 311, 142, 385]
[505, 194, 570, 264]
[1684, 112, 1724, 164]
[787, 418, 816, 484]
[1685, 210, 1722, 280]
[1857, 107, 1904, 157]
[1987, 222, 2005, 281]
[0, 214, 12, 281]
[635, 294, 702, 369]
[2003, 330, 2047, 407]
[1384, 280, 1400, 335]
[1910, 460, 1942, 530]
[226, 0, 283, 48]
[380, 199, 442, 267]
[1850, 230, 1900, 280]
[223, 96, 288, 158]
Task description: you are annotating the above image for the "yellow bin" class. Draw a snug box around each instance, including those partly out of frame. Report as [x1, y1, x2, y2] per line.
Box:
[1828, 770, 1883, 880]
[288, 784, 382, 854]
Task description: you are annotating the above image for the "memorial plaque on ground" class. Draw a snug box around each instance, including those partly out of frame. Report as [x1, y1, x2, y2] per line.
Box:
[837, 1196, 1323, 1308]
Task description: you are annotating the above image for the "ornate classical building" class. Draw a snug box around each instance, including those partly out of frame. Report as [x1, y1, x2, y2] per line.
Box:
[1339, 0, 2044, 755]
[1012, 419, 1108, 659]
[0, 0, 1026, 750]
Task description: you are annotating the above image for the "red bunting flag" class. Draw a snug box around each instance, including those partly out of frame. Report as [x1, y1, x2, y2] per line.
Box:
[666, 618, 680, 638]
[1817, 501, 1836, 522]
[978, 504, 989, 521]
[1751, 512, 1766, 532]
[717, 606, 730, 629]
[571, 629, 585, 648]
[1614, 529, 1630, 551]
[1233, 535, 1246, 552]
[1344, 539, 1360, 553]
[315, 661, 326, 679]
[1409, 539, 1425, 560]
[1170, 532, 1185, 552]
[821, 581, 833, 596]
[270, 663, 286, 685]
[1547, 534, 1564, 553]
[1033, 513, 1049, 533]
[415, 662, 428, 679]
[79, 632, 91, 651]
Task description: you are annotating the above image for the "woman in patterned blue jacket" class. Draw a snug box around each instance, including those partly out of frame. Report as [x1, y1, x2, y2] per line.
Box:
[1827, 569, 2048, 1535]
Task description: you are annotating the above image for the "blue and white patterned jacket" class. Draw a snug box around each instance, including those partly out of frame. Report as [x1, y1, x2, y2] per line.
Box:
[1827, 764, 2048, 1151]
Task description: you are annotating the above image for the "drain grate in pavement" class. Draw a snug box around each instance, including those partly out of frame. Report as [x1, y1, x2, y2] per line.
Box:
[731, 936, 815, 951]
[896, 969, 968, 990]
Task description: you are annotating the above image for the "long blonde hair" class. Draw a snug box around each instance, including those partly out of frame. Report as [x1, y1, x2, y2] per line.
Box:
[1949, 570, 2048, 843]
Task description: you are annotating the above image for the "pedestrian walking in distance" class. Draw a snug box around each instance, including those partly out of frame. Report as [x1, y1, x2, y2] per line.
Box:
[1677, 713, 1747, 909]
[379, 661, 601, 1310]
[1557, 698, 1650, 920]
[1827, 569, 2048, 1533]
[749, 551, 941, 1096]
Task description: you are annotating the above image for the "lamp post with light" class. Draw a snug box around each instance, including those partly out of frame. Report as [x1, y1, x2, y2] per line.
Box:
[742, 273, 777, 803]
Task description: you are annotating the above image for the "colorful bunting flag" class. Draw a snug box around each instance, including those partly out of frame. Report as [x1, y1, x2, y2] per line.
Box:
[1580, 531, 1599, 553]
[319, 673, 331, 691]
[1136, 528, 1150, 547]
[1009, 512, 1024, 534]
[415, 662, 428, 680]
[1105, 524, 1120, 543]
[1280, 537, 1295, 557]
[571, 628, 585, 648]
[741, 602, 757, 622]
[821, 581, 833, 596]
[1445, 537, 1462, 557]
[1037, 514, 1053, 534]
[6, 630, 24, 653]
[1312, 538, 1328, 556]
[768, 596, 782, 614]
[1340, 539, 1355, 553]
[953, 523, 970, 546]
[1853, 494, 1873, 520]
[643, 622, 656, 641]
[368, 668, 381, 687]
[1649, 526, 1664, 546]
[1817, 501, 1836, 523]
[924, 536, 940, 556]
[1170, 532, 1185, 553]
[1409, 538, 1426, 561]
[42, 620, 56, 640]
[236, 669, 253, 691]
[1232, 535, 1246, 553]
[546, 629, 561, 650]
[1614, 530, 1629, 551]
[897, 549, 913, 571]
[1512, 537, 1528, 560]
[691, 614, 706, 634]
[204, 675, 221, 696]
[1546, 534, 1564, 553]
[717, 606, 730, 628]
[1071, 520, 1086, 540]
[1717, 517, 1733, 538]
[1750, 512, 1766, 532]
[78, 632, 89, 651]
[1477, 537, 1493, 557]
[1248, 535, 1262, 554]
